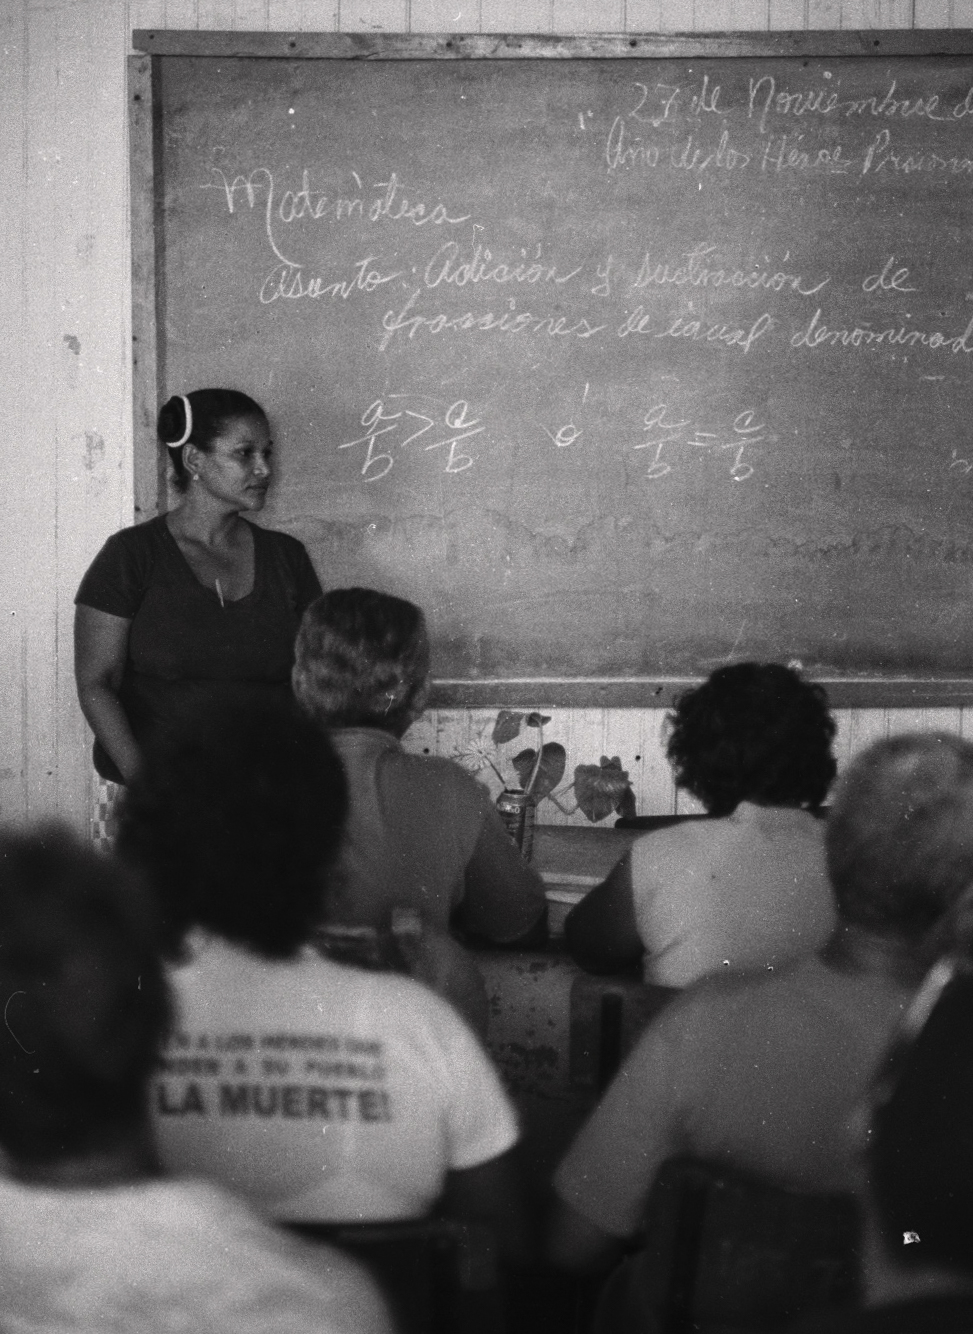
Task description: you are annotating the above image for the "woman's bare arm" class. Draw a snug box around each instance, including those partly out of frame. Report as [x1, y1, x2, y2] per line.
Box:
[74, 604, 142, 783]
[563, 852, 645, 974]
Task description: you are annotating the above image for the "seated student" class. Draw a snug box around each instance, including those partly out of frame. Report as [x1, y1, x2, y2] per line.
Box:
[565, 662, 837, 986]
[292, 587, 549, 950]
[0, 824, 390, 1334]
[119, 699, 531, 1254]
[792, 959, 973, 1334]
[548, 732, 973, 1292]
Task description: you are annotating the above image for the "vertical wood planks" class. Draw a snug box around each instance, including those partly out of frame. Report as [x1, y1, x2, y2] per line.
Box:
[768, 0, 807, 25]
[628, 0, 695, 28]
[914, 0, 952, 23]
[21, 1, 66, 820]
[837, 0, 914, 24]
[807, 0, 843, 25]
[553, 0, 625, 31]
[411, 0, 482, 30]
[481, 0, 550, 30]
[129, 1, 168, 27]
[408, 702, 971, 818]
[0, 3, 28, 820]
[340, 0, 411, 28]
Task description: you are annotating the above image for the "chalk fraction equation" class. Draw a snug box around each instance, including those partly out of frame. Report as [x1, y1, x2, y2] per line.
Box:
[634, 405, 767, 483]
[336, 395, 771, 484]
[338, 396, 484, 480]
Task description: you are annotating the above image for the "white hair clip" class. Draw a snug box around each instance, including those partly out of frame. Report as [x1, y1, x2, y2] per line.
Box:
[170, 394, 193, 449]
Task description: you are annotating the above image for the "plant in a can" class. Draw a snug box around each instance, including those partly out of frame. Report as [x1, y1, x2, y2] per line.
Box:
[456, 711, 636, 823]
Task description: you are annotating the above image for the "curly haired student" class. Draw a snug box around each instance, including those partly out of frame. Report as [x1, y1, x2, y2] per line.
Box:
[565, 662, 837, 986]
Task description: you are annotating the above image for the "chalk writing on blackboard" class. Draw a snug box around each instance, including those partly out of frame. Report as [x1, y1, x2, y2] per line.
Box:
[338, 397, 483, 480]
[636, 407, 768, 483]
[151, 48, 973, 680]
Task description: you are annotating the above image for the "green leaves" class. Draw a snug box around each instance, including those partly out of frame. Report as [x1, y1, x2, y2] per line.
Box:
[574, 756, 634, 823]
[491, 711, 525, 746]
[491, 710, 552, 745]
[512, 742, 567, 801]
[486, 713, 636, 820]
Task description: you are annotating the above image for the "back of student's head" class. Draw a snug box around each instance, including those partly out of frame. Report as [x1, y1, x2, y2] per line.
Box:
[665, 662, 836, 816]
[867, 969, 973, 1277]
[293, 587, 431, 737]
[826, 732, 973, 939]
[116, 699, 347, 959]
[0, 824, 169, 1167]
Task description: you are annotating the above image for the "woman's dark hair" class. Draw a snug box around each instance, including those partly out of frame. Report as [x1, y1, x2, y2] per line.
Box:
[0, 824, 170, 1166]
[116, 700, 348, 959]
[665, 662, 836, 816]
[157, 388, 267, 491]
[293, 587, 431, 737]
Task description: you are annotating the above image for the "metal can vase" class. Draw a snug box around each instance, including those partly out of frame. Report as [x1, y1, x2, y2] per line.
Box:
[496, 787, 535, 861]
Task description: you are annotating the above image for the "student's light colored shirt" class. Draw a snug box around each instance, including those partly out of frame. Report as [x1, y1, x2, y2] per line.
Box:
[0, 1174, 391, 1334]
[326, 727, 547, 941]
[153, 933, 519, 1222]
[554, 952, 912, 1237]
[630, 802, 836, 986]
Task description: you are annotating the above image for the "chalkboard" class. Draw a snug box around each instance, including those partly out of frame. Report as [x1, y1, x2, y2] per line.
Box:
[131, 32, 973, 705]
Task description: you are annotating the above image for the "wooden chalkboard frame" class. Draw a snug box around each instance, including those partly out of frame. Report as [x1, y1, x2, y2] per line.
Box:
[129, 29, 973, 709]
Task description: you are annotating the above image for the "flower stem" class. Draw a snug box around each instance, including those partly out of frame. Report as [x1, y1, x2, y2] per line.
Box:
[525, 719, 545, 798]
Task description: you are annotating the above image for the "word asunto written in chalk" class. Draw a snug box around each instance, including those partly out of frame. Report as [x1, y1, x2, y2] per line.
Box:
[156, 1080, 392, 1121]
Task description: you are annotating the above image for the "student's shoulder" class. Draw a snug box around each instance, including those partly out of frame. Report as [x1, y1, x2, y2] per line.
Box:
[646, 959, 800, 1045]
[631, 816, 720, 867]
[393, 751, 492, 809]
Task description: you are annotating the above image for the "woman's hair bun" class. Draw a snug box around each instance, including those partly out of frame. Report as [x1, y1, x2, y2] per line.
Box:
[158, 394, 193, 448]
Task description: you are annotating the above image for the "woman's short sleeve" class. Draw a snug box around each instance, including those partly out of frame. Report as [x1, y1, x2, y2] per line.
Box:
[74, 527, 153, 619]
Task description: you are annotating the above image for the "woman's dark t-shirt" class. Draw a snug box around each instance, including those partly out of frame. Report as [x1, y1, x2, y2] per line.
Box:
[75, 516, 322, 781]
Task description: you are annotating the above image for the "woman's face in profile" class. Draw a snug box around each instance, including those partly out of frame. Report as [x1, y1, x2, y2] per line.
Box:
[195, 416, 273, 512]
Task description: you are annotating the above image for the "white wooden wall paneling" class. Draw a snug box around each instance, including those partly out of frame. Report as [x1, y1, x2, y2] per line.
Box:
[0, 4, 28, 822]
[398, 704, 968, 822]
[21, 1, 64, 822]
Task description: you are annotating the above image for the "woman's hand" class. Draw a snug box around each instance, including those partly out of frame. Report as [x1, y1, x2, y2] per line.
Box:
[74, 605, 142, 783]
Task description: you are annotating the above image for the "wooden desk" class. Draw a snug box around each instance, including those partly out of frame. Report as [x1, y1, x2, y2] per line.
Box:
[474, 825, 645, 1183]
[530, 824, 639, 935]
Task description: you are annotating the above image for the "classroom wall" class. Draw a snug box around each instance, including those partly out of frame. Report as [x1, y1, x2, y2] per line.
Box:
[3, 0, 972, 834]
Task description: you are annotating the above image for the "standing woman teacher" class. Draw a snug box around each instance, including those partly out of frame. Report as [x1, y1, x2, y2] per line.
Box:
[75, 390, 322, 783]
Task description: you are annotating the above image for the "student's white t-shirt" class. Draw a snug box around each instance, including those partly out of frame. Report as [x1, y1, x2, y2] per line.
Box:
[0, 1175, 391, 1334]
[152, 934, 519, 1222]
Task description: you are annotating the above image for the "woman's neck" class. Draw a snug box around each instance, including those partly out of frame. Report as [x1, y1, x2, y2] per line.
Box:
[167, 495, 244, 547]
